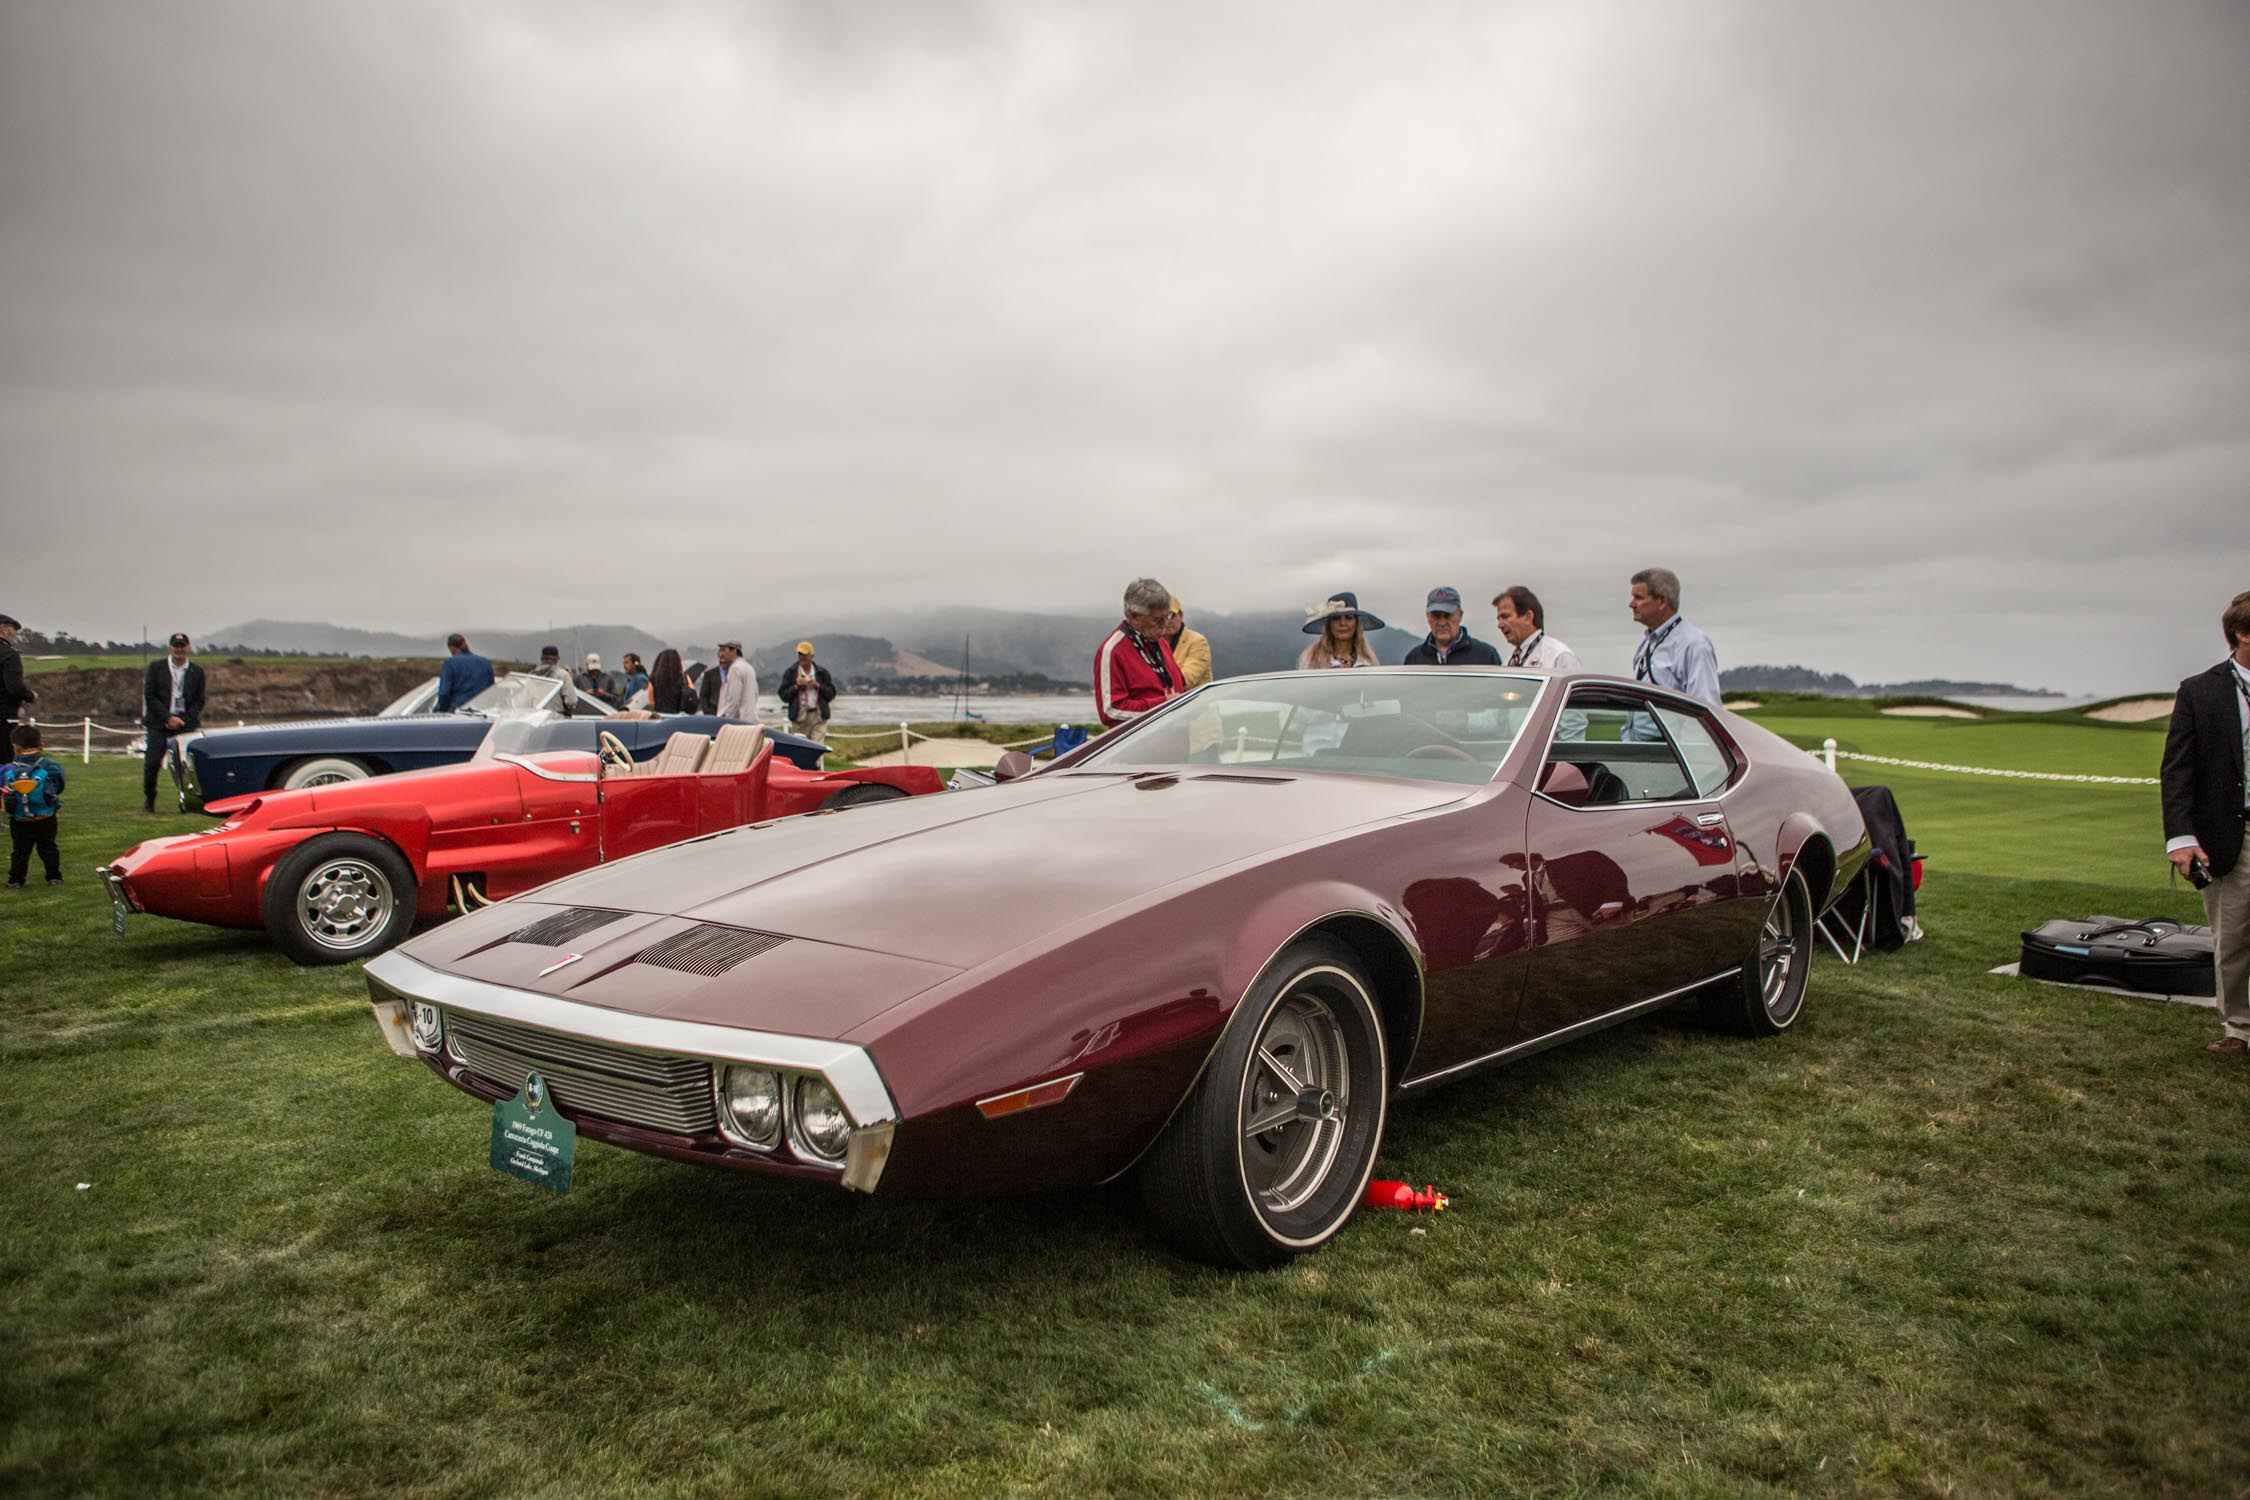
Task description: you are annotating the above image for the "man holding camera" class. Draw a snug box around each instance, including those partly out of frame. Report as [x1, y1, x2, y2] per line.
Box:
[2162, 590, 2250, 1056]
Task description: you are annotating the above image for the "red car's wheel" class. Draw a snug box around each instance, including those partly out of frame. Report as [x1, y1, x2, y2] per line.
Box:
[1137, 935, 1388, 1268]
[261, 832, 419, 967]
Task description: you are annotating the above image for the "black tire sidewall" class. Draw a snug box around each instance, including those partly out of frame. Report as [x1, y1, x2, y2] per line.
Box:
[261, 832, 418, 966]
[1185, 936, 1389, 1264]
[1737, 871, 1813, 1036]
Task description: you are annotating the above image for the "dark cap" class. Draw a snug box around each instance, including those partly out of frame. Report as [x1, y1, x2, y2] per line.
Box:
[717, 640, 744, 652]
[540, 644, 561, 659]
[169, 631, 190, 647]
[1425, 586, 1463, 615]
[0, 613, 19, 629]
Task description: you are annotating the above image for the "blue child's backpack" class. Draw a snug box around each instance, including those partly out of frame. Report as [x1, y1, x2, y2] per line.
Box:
[4, 759, 61, 820]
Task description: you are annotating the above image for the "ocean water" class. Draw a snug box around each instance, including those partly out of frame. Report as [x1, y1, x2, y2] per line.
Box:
[829, 693, 1096, 726]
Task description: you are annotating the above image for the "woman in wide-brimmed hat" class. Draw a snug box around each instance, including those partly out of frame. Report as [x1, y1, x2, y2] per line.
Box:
[1298, 592, 1385, 670]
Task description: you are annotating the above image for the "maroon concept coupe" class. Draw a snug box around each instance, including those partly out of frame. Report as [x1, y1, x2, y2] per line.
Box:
[367, 669, 1869, 1267]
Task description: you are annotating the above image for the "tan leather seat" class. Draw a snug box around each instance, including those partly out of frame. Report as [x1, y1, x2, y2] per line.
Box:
[700, 723, 768, 777]
[638, 731, 713, 777]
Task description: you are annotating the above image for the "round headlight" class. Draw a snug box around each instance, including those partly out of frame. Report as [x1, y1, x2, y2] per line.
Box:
[721, 1065, 782, 1145]
[408, 1001, 443, 1052]
[793, 1077, 853, 1161]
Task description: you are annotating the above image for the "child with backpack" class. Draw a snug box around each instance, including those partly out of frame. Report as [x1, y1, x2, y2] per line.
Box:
[5, 722, 65, 887]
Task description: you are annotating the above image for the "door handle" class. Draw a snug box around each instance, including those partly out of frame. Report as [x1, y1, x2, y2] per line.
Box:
[1696, 812, 1724, 826]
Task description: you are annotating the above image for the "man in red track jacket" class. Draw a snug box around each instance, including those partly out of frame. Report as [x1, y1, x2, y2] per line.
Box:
[1096, 578, 1186, 728]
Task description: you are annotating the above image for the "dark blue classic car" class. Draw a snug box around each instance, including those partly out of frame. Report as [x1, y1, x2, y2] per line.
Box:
[174, 674, 826, 812]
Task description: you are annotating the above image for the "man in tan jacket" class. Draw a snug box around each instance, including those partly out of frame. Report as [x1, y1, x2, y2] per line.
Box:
[1164, 597, 1213, 690]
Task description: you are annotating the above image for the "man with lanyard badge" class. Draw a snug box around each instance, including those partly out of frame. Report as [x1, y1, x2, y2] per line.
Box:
[2161, 590, 2250, 1057]
[141, 632, 206, 813]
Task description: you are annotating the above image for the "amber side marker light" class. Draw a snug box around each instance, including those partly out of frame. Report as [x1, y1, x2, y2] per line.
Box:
[975, 1073, 1085, 1120]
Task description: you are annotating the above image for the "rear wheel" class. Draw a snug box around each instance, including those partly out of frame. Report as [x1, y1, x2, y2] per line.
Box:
[279, 756, 371, 791]
[1703, 870, 1813, 1036]
[823, 783, 909, 810]
[262, 833, 418, 966]
[1137, 936, 1388, 1268]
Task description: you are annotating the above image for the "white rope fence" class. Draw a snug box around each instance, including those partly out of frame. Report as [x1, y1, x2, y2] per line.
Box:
[1812, 738, 2157, 786]
[822, 721, 1076, 760]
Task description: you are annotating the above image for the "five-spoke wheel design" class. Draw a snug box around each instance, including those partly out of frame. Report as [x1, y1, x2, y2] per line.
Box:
[261, 832, 419, 966]
[1140, 936, 1388, 1268]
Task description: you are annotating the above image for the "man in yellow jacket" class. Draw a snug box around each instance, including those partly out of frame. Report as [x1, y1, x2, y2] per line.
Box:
[1164, 596, 1213, 690]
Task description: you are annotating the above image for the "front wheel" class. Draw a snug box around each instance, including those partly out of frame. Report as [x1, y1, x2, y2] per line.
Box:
[262, 833, 419, 966]
[1704, 870, 1814, 1036]
[1137, 936, 1388, 1268]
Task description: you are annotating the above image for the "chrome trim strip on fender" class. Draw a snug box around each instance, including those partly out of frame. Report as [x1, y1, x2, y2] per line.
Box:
[364, 950, 899, 1127]
[1397, 967, 1744, 1090]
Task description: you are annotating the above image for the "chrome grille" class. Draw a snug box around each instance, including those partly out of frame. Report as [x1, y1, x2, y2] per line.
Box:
[444, 1011, 716, 1135]
[634, 925, 789, 977]
[509, 907, 629, 948]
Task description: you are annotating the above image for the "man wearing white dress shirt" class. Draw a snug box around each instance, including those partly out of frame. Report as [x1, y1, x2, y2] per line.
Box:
[140, 632, 206, 813]
[1491, 587, 1582, 671]
[1628, 567, 1721, 705]
[2161, 590, 2250, 1056]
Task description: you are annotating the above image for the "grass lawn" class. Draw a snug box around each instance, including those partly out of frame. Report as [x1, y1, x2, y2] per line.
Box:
[2, 710, 2244, 1497]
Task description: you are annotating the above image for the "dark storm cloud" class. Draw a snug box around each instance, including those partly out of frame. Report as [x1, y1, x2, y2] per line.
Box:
[2, 0, 2244, 692]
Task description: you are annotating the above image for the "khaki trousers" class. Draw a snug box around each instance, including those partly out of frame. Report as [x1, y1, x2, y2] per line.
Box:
[2208, 844, 2250, 1040]
[790, 712, 828, 747]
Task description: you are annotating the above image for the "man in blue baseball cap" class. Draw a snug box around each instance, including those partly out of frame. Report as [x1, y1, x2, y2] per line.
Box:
[1402, 586, 1502, 666]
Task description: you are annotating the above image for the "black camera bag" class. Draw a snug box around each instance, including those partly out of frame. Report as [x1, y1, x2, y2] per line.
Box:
[2019, 916, 2215, 997]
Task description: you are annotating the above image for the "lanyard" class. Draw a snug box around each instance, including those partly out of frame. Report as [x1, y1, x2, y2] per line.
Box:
[1635, 620, 1677, 682]
[1510, 631, 1543, 668]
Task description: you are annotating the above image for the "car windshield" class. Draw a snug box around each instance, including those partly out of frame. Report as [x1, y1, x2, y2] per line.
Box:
[1072, 671, 1544, 785]
[379, 678, 438, 717]
[455, 672, 614, 719]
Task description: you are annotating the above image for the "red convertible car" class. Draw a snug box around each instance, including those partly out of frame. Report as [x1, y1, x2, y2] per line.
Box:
[103, 721, 942, 965]
[366, 670, 1868, 1267]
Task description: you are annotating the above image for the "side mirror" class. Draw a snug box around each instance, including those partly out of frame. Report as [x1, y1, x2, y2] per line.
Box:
[1537, 761, 1590, 807]
[992, 750, 1036, 784]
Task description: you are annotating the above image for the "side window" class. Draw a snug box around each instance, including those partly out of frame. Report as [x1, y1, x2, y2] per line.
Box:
[1653, 706, 1737, 797]
[1542, 692, 1695, 805]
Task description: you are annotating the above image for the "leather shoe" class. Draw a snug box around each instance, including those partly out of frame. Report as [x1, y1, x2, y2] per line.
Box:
[2208, 1037, 2249, 1057]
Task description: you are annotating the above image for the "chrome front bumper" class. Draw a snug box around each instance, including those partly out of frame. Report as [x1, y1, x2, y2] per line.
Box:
[364, 950, 899, 1192]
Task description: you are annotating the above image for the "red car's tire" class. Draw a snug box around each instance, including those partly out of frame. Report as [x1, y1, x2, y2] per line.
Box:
[261, 832, 419, 967]
[1137, 935, 1388, 1269]
[1702, 870, 1813, 1036]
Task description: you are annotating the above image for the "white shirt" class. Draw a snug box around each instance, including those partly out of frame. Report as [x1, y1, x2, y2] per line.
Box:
[168, 659, 188, 715]
[1504, 630, 1581, 671]
[715, 660, 758, 721]
[2165, 659, 2250, 854]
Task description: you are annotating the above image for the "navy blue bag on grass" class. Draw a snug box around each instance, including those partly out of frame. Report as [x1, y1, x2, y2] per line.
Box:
[2019, 917, 2215, 998]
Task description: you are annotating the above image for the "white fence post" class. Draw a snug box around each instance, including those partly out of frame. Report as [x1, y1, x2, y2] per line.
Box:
[1823, 737, 1838, 771]
[83, 716, 93, 764]
[901, 721, 912, 763]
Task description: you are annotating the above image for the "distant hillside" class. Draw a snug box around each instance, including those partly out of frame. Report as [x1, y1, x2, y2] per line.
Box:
[1722, 663, 2051, 697]
[210, 619, 676, 669]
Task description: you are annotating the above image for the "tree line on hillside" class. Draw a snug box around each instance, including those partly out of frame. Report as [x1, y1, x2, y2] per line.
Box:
[9, 629, 335, 659]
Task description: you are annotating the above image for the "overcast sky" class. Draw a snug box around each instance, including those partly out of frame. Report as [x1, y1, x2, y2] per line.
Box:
[4, 0, 2245, 693]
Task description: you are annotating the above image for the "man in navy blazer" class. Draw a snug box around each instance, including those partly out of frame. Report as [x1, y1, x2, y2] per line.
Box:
[2161, 590, 2250, 1056]
[142, 633, 207, 813]
[435, 633, 495, 714]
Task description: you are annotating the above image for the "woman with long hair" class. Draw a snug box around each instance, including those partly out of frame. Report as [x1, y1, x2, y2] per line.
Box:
[646, 648, 691, 713]
[1298, 593, 1384, 669]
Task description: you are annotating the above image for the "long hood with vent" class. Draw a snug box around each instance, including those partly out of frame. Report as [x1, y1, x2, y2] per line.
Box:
[400, 899, 963, 1039]
[414, 770, 1466, 982]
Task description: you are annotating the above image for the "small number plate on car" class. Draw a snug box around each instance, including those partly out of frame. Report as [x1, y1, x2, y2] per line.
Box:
[112, 899, 128, 937]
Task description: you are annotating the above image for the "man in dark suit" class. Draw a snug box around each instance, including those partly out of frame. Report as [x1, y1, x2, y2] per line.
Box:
[0, 612, 32, 755]
[2161, 590, 2250, 1056]
[142, 632, 207, 814]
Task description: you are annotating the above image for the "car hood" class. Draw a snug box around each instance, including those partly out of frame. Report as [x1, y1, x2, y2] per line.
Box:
[499, 769, 1470, 970]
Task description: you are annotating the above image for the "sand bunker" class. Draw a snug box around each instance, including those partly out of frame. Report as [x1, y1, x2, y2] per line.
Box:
[2085, 696, 2174, 724]
[1723, 699, 1764, 711]
[1880, 705, 1982, 719]
[852, 737, 1007, 768]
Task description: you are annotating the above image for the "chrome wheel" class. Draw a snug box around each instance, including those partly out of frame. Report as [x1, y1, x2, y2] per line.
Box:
[297, 858, 395, 951]
[1238, 988, 1353, 1219]
[1758, 892, 1801, 1021]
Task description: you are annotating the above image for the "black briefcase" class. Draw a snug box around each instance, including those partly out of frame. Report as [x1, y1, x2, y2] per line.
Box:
[2019, 917, 2216, 997]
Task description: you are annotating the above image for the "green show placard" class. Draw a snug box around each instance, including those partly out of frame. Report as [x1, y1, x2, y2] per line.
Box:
[490, 1072, 576, 1193]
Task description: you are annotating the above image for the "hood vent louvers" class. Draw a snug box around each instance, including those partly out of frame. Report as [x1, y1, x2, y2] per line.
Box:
[633, 925, 790, 977]
[508, 907, 630, 948]
[1192, 773, 1294, 785]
